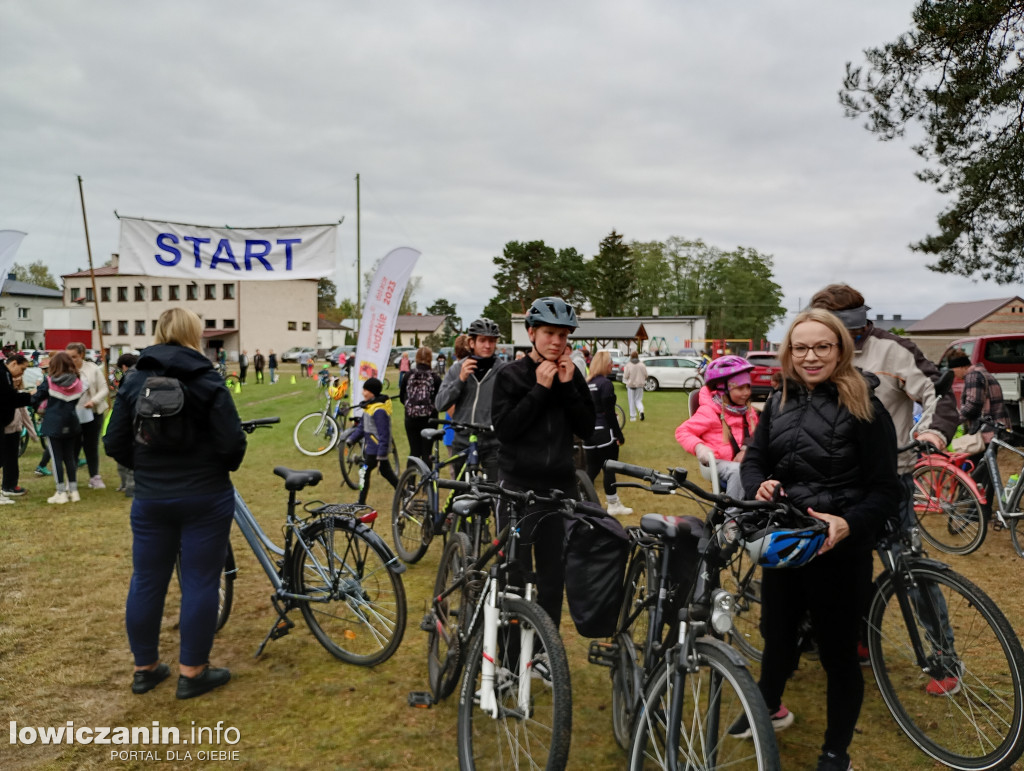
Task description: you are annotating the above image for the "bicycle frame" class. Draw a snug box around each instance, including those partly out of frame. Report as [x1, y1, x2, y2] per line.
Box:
[982, 434, 1024, 526]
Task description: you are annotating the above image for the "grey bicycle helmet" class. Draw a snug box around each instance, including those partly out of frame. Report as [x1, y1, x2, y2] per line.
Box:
[524, 296, 579, 330]
[467, 317, 501, 338]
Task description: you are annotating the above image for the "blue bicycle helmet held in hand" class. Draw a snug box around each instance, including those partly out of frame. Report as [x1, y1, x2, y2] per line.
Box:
[739, 508, 828, 568]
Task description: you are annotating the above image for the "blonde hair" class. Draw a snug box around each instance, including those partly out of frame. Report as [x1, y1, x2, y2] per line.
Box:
[780, 308, 873, 421]
[153, 307, 203, 352]
[588, 350, 612, 381]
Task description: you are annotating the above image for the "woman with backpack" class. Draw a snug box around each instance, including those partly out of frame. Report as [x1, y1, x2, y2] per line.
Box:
[400, 346, 441, 463]
[32, 351, 84, 504]
[104, 307, 247, 700]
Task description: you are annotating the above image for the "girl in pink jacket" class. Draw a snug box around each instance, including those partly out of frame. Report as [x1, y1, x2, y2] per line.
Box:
[676, 355, 758, 498]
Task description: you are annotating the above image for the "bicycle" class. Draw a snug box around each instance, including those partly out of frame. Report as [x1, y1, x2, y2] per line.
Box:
[216, 361, 239, 390]
[390, 420, 493, 564]
[591, 460, 780, 770]
[419, 476, 574, 769]
[338, 406, 402, 490]
[292, 384, 351, 456]
[221, 417, 407, 665]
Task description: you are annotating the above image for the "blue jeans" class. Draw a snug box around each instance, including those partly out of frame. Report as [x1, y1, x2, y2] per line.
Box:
[126, 489, 234, 666]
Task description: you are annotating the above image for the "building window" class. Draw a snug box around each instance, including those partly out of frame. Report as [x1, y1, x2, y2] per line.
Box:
[134, 285, 145, 302]
[169, 285, 180, 301]
[302, 322, 311, 331]
[224, 284, 235, 300]
[85, 288, 94, 302]
[151, 319, 158, 335]
[205, 284, 216, 300]
[101, 287, 111, 302]
[70, 288, 80, 302]
[17, 307, 29, 320]
[117, 286, 128, 302]
[205, 319, 216, 329]
[187, 284, 198, 301]
[152, 285, 162, 301]
[134, 320, 146, 335]
[101, 320, 111, 335]
[223, 319, 236, 329]
[118, 320, 128, 335]
[288, 321, 297, 331]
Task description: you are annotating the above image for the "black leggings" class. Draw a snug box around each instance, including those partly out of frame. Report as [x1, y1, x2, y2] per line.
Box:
[357, 456, 398, 505]
[585, 441, 620, 496]
[404, 415, 434, 463]
[74, 418, 102, 477]
[46, 436, 78, 486]
[2, 431, 19, 489]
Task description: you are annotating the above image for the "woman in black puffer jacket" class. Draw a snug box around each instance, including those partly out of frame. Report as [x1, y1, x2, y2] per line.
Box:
[739, 308, 900, 771]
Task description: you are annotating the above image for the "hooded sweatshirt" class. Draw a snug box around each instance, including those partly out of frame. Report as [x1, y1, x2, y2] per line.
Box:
[32, 372, 85, 437]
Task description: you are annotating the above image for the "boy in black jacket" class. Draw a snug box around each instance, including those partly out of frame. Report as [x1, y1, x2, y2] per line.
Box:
[491, 297, 595, 628]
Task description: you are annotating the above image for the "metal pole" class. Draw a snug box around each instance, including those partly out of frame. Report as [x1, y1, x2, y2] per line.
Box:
[77, 175, 111, 393]
[355, 172, 361, 320]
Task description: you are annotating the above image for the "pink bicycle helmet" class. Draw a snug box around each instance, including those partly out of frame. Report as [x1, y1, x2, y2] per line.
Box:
[704, 355, 754, 392]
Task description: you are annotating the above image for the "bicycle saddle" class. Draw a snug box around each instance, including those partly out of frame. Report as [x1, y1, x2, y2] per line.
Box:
[273, 466, 324, 491]
[420, 428, 446, 442]
[452, 495, 491, 517]
[640, 513, 703, 541]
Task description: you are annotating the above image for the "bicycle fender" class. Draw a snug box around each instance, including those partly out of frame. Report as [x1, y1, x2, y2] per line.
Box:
[903, 556, 955, 573]
[405, 455, 432, 477]
[333, 516, 408, 575]
[696, 636, 751, 669]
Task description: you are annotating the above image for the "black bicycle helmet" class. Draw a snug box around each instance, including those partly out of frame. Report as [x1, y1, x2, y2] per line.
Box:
[737, 508, 828, 569]
[524, 296, 579, 330]
[467, 317, 501, 338]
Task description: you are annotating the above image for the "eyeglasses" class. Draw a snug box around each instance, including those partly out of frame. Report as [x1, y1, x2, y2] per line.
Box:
[790, 343, 837, 359]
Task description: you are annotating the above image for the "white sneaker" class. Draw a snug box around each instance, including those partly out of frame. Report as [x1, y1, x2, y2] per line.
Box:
[69, 490, 81, 502]
[88, 475, 105, 489]
[607, 501, 634, 516]
[0, 495, 14, 505]
[47, 492, 69, 504]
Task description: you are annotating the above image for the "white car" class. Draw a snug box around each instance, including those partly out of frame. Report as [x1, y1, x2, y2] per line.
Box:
[281, 346, 316, 362]
[639, 355, 704, 391]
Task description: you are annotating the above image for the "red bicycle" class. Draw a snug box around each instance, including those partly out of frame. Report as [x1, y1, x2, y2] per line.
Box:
[910, 440, 989, 555]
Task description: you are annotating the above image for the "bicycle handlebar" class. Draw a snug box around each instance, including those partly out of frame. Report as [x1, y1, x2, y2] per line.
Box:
[427, 419, 494, 435]
[241, 417, 280, 433]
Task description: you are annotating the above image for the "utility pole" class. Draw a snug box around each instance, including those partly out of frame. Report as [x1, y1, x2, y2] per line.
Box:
[77, 175, 110, 391]
[355, 173, 361, 323]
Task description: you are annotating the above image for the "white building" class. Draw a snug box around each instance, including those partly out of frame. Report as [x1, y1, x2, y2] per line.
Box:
[0, 276, 65, 349]
[61, 255, 318, 361]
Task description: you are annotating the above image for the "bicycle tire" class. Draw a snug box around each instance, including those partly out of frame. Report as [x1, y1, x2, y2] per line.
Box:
[457, 596, 573, 770]
[912, 463, 986, 555]
[616, 403, 626, 431]
[722, 548, 765, 663]
[1009, 516, 1024, 559]
[683, 374, 703, 391]
[293, 412, 341, 457]
[628, 639, 780, 771]
[389, 438, 401, 476]
[575, 468, 601, 505]
[612, 548, 658, 749]
[340, 438, 363, 490]
[866, 562, 1024, 770]
[427, 531, 471, 701]
[291, 515, 406, 666]
[391, 466, 434, 563]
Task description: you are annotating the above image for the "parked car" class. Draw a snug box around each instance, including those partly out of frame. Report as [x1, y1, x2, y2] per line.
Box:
[745, 351, 782, 399]
[390, 346, 418, 367]
[597, 348, 628, 381]
[939, 333, 1024, 426]
[639, 355, 704, 391]
[325, 345, 356, 365]
[281, 346, 316, 362]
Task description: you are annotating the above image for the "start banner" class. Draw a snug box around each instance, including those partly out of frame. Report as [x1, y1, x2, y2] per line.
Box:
[117, 217, 337, 280]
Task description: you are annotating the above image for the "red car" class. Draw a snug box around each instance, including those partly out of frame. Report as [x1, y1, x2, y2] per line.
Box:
[745, 351, 781, 399]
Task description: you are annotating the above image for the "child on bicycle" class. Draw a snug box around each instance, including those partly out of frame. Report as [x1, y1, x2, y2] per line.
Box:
[675, 355, 758, 499]
[345, 377, 398, 505]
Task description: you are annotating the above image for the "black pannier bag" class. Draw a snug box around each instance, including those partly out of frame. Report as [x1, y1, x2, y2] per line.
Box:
[563, 502, 630, 638]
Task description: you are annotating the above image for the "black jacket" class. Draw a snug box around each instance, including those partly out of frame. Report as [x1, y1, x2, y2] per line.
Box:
[740, 377, 899, 550]
[492, 355, 595, 489]
[103, 344, 247, 499]
[584, 374, 624, 447]
[1, 360, 32, 428]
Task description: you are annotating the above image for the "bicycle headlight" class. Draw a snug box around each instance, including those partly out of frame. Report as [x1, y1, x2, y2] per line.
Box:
[710, 588, 735, 636]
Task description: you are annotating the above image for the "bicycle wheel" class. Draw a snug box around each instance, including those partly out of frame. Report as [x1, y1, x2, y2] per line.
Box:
[616, 403, 626, 430]
[612, 548, 658, 749]
[293, 412, 341, 457]
[912, 463, 986, 555]
[722, 548, 765, 663]
[391, 466, 434, 564]
[225, 375, 239, 390]
[866, 562, 1024, 770]
[427, 532, 471, 701]
[291, 515, 406, 666]
[340, 439, 363, 490]
[628, 639, 780, 770]
[457, 596, 572, 770]
[1009, 516, 1024, 559]
[390, 438, 401, 474]
[575, 468, 601, 505]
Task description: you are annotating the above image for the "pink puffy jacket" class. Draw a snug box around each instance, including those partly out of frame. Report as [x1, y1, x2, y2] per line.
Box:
[675, 387, 759, 461]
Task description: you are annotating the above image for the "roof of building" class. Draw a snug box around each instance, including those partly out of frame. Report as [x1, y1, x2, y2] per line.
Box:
[317, 317, 352, 330]
[62, 266, 120, 278]
[394, 314, 446, 333]
[907, 297, 1024, 333]
[572, 319, 649, 341]
[0, 279, 63, 298]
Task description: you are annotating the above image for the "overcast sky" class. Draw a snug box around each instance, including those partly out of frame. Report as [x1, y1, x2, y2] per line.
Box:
[1, 0, 1015, 341]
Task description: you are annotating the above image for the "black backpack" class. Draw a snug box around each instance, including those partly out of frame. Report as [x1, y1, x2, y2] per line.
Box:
[134, 375, 193, 449]
[563, 502, 630, 638]
[404, 369, 435, 418]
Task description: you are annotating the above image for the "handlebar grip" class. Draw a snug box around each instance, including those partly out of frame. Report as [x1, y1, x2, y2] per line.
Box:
[246, 417, 280, 425]
[436, 478, 472, 493]
[604, 460, 654, 481]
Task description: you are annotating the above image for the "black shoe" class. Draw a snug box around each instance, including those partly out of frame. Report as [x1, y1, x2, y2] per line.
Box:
[176, 666, 231, 699]
[3, 486, 26, 496]
[640, 412, 645, 421]
[816, 750, 853, 771]
[132, 663, 170, 694]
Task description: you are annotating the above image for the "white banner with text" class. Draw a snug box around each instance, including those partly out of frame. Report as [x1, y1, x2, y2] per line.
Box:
[117, 218, 337, 280]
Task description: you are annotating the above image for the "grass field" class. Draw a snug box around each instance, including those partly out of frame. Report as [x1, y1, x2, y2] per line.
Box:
[2, 363, 1023, 769]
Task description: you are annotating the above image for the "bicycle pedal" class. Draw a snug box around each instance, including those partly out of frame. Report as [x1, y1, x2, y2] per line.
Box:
[270, 616, 296, 640]
[587, 640, 618, 667]
[407, 691, 434, 709]
[419, 611, 437, 633]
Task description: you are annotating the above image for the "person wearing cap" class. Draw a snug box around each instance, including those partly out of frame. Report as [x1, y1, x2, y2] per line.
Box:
[345, 376, 398, 505]
[491, 297, 595, 629]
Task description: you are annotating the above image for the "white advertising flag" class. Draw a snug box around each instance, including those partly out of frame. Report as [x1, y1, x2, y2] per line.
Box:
[354, 247, 421, 398]
[0, 230, 27, 296]
[117, 217, 337, 280]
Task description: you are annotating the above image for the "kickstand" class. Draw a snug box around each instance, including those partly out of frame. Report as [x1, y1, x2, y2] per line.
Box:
[255, 596, 295, 657]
